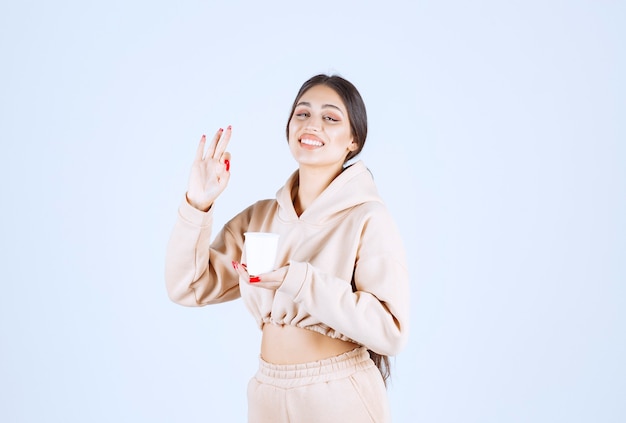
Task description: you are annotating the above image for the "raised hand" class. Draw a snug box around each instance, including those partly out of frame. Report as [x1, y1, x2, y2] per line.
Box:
[186, 126, 232, 211]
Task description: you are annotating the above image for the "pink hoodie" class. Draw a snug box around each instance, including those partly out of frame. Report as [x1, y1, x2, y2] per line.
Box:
[165, 161, 410, 356]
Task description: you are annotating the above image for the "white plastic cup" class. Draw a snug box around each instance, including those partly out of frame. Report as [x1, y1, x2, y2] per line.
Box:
[243, 232, 280, 276]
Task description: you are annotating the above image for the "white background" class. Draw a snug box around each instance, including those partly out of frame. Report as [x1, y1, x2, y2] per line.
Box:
[1, 1, 624, 422]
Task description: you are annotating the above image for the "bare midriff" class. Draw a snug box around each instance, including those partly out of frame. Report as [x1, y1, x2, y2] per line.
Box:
[261, 323, 360, 364]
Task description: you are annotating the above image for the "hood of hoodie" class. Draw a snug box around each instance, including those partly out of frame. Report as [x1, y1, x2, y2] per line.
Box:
[275, 161, 383, 225]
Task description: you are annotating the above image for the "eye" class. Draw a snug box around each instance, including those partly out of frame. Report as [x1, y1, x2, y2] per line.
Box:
[324, 115, 339, 122]
[294, 109, 309, 119]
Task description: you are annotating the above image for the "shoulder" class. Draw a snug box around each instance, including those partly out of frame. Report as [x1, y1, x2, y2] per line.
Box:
[248, 199, 279, 220]
[354, 201, 405, 253]
[225, 199, 278, 227]
[353, 200, 396, 225]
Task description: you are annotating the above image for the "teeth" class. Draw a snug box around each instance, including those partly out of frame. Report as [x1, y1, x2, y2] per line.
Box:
[301, 138, 323, 147]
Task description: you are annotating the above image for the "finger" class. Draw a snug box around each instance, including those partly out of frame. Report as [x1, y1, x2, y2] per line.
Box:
[261, 267, 288, 281]
[231, 261, 249, 279]
[249, 269, 274, 282]
[240, 262, 261, 281]
[218, 166, 232, 189]
[213, 125, 232, 159]
[243, 266, 281, 289]
[194, 134, 206, 161]
[205, 127, 224, 159]
[220, 152, 232, 172]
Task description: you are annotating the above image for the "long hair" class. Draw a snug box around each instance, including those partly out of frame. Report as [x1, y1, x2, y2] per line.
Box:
[369, 351, 391, 386]
[286, 74, 368, 163]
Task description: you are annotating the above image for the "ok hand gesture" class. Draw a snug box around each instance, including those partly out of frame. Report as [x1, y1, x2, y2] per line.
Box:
[186, 126, 232, 212]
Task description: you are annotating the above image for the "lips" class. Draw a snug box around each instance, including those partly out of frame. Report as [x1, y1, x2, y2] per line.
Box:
[299, 135, 325, 148]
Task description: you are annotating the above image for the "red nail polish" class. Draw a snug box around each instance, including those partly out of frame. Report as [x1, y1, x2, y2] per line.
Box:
[227, 125, 232, 130]
[249, 276, 260, 283]
[231, 261, 238, 269]
[224, 159, 230, 172]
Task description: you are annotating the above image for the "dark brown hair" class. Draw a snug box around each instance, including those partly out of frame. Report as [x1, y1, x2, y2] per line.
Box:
[286, 74, 368, 163]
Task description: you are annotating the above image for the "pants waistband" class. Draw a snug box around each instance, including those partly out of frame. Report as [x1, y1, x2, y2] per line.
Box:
[255, 347, 373, 387]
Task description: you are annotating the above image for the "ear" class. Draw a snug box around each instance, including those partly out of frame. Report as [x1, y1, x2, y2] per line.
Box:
[348, 138, 358, 152]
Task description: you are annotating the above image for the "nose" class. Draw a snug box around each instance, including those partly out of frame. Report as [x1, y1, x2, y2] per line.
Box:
[305, 115, 323, 132]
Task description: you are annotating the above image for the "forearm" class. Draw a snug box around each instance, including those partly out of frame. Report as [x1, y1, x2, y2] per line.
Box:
[164, 198, 241, 306]
[278, 259, 410, 356]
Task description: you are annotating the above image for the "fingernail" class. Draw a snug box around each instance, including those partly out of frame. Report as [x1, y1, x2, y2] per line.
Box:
[224, 159, 230, 172]
[249, 276, 260, 283]
[231, 261, 238, 269]
[227, 125, 232, 130]
[241, 263, 247, 269]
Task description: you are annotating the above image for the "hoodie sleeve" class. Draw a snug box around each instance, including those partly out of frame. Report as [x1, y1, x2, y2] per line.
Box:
[277, 205, 410, 356]
[164, 198, 243, 306]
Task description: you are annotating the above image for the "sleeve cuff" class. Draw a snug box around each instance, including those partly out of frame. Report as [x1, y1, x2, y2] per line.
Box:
[278, 261, 309, 301]
[178, 196, 214, 227]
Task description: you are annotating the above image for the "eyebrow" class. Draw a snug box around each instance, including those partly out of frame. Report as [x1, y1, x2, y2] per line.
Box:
[295, 101, 345, 115]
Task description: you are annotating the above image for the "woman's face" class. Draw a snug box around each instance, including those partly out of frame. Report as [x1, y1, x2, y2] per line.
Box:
[287, 84, 357, 170]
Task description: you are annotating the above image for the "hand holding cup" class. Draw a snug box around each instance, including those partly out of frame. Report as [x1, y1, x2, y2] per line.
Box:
[231, 232, 285, 289]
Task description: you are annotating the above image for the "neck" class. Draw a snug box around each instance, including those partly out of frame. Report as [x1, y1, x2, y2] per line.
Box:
[294, 163, 344, 216]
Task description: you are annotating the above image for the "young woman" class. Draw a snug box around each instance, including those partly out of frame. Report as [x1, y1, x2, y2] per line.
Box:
[165, 74, 410, 422]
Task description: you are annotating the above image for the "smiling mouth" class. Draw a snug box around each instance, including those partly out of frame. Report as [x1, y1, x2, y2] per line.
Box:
[300, 138, 324, 147]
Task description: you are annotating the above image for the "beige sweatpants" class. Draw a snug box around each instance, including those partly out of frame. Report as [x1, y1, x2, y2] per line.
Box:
[247, 347, 391, 423]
